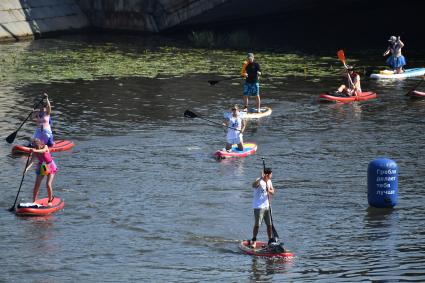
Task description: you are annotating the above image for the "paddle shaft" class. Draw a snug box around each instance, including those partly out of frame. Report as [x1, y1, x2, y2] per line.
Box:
[209, 76, 241, 85]
[337, 50, 357, 96]
[406, 78, 425, 96]
[262, 158, 279, 239]
[6, 97, 45, 143]
[9, 153, 32, 211]
[185, 111, 243, 132]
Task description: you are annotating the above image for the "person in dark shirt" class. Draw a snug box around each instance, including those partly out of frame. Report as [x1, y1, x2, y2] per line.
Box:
[241, 53, 262, 113]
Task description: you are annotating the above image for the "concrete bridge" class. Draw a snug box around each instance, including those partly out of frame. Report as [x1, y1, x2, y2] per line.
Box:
[0, 0, 423, 43]
[0, 0, 356, 41]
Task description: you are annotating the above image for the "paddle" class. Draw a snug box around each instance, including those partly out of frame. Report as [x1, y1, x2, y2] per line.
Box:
[262, 157, 280, 242]
[8, 153, 32, 212]
[405, 76, 425, 96]
[184, 109, 242, 131]
[208, 76, 240, 85]
[5, 97, 45, 144]
[337, 50, 357, 96]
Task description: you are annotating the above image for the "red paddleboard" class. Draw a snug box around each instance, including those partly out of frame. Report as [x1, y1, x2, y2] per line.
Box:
[319, 91, 377, 103]
[239, 240, 294, 258]
[12, 140, 75, 154]
[214, 143, 257, 159]
[15, 197, 64, 216]
[407, 90, 425, 98]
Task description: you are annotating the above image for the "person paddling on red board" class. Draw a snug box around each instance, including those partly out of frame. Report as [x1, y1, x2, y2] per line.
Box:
[383, 36, 406, 74]
[241, 53, 262, 113]
[25, 138, 58, 206]
[249, 167, 275, 249]
[222, 104, 246, 152]
[32, 93, 55, 147]
[337, 66, 362, 97]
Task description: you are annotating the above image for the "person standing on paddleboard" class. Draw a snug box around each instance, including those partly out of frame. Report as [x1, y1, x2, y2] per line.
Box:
[223, 104, 246, 152]
[25, 138, 58, 206]
[249, 168, 275, 249]
[337, 66, 362, 97]
[241, 53, 262, 113]
[32, 93, 55, 147]
[383, 36, 406, 74]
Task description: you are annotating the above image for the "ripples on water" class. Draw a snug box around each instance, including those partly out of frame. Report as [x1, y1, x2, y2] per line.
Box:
[0, 36, 425, 282]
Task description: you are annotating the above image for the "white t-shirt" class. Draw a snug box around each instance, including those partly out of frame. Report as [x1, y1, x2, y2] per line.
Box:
[226, 115, 242, 140]
[252, 179, 272, 209]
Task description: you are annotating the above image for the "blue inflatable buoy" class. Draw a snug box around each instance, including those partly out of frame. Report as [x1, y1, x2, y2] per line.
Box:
[368, 158, 398, 208]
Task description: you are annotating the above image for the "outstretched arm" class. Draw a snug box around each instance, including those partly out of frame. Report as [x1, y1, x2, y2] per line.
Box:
[241, 119, 246, 133]
[397, 37, 404, 48]
[44, 93, 51, 115]
[31, 145, 49, 153]
[24, 154, 35, 173]
[383, 47, 390, 56]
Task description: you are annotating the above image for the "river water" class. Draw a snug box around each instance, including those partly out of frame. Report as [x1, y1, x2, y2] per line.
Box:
[0, 35, 425, 282]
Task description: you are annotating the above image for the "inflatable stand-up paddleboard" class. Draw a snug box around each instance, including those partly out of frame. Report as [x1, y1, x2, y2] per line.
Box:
[12, 140, 75, 154]
[370, 68, 425, 79]
[15, 197, 64, 216]
[239, 240, 294, 258]
[319, 91, 377, 103]
[241, 107, 272, 119]
[214, 143, 257, 159]
[407, 90, 425, 98]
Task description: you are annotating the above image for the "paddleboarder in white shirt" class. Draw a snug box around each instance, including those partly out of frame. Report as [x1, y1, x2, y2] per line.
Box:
[222, 104, 246, 152]
[249, 168, 275, 249]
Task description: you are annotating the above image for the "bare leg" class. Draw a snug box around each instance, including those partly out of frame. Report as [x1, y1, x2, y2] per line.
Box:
[267, 225, 273, 240]
[33, 175, 44, 202]
[256, 95, 261, 112]
[243, 96, 248, 110]
[338, 85, 346, 92]
[252, 225, 259, 238]
[46, 174, 55, 204]
[225, 143, 232, 151]
[237, 135, 244, 150]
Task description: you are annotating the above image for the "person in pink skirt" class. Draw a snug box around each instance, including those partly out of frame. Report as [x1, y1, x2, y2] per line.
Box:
[25, 138, 58, 206]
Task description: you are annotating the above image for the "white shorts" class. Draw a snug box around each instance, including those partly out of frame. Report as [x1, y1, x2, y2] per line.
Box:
[227, 134, 243, 145]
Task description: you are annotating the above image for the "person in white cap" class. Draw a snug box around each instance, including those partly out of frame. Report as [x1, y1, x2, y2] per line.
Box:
[383, 36, 406, 74]
[241, 53, 262, 113]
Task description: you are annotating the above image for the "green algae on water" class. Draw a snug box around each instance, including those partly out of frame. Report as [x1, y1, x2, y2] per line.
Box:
[0, 37, 357, 86]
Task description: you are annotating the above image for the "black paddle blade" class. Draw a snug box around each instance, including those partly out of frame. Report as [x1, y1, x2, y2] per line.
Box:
[208, 80, 219, 85]
[5, 131, 17, 144]
[8, 205, 15, 212]
[184, 110, 198, 118]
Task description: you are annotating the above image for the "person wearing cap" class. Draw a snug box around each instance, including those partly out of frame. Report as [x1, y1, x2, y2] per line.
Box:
[337, 65, 362, 96]
[222, 104, 246, 152]
[383, 36, 406, 74]
[249, 168, 275, 249]
[241, 53, 262, 113]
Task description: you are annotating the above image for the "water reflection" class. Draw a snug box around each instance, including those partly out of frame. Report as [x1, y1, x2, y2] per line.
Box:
[249, 257, 293, 282]
[20, 215, 58, 253]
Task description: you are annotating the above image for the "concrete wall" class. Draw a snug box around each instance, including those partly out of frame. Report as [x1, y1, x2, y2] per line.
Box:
[0, 0, 89, 41]
[76, 0, 228, 32]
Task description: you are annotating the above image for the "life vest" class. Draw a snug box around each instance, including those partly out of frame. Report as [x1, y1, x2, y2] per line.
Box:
[240, 61, 248, 77]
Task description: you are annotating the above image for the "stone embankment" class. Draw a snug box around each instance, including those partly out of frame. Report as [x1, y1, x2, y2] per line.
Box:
[0, 0, 89, 41]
